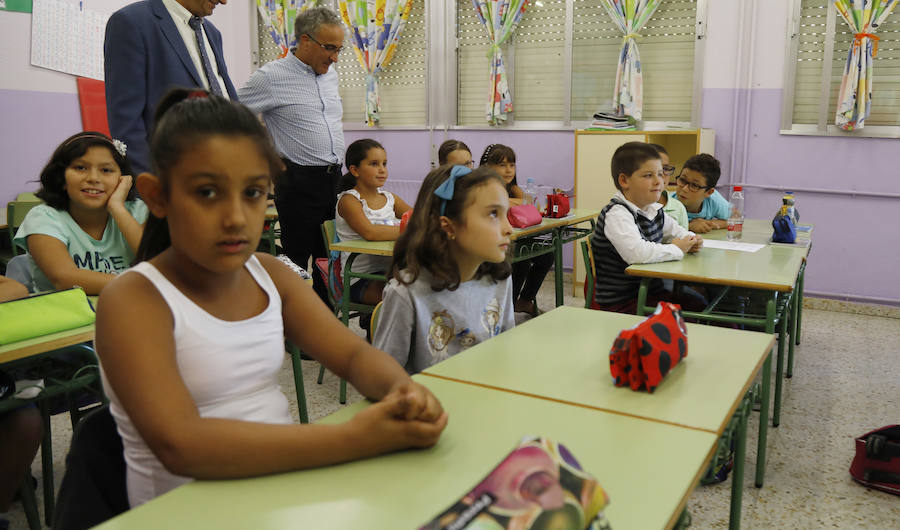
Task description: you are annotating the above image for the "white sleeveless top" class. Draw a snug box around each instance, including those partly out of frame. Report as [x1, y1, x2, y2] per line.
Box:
[100, 255, 292, 508]
[334, 189, 399, 282]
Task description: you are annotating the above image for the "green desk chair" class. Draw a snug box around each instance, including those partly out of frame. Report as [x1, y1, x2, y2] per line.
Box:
[1, 343, 103, 527]
[580, 240, 596, 309]
[370, 301, 383, 342]
[15, 192, 40, 202]
[312, 220, 376, 404]
[2, 201, 42, 272]
[285, 342, 309, 423]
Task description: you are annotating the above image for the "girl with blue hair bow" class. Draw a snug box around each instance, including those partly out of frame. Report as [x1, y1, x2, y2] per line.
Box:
[374, 164, 516, 374]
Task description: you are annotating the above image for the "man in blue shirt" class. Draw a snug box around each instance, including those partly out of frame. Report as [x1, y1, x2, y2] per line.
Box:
[674, 154, 733, 234]
[239, 7, 345, 305]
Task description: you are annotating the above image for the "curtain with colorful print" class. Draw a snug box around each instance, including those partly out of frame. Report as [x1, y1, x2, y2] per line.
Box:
[339, 0, 415, 126]
[470, 0, 531, 125]
[601, 0, 662, 121]
[833, 0, 899, 131]
[256, 0, 318, 59]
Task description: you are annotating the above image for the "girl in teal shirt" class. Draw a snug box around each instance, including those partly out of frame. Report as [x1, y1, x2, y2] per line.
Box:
[15, 132, 148, 294]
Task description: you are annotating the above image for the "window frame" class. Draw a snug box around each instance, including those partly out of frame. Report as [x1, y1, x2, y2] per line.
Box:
[781, 0, 900, 138]
[249, 0, 708, 130]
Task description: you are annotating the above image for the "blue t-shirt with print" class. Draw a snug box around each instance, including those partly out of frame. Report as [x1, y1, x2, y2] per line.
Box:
[14, 201, 149, 292]
[685, 189, 732, 220]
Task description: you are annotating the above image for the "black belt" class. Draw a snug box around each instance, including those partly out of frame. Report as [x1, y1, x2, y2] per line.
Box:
[286, 160, 342, 174]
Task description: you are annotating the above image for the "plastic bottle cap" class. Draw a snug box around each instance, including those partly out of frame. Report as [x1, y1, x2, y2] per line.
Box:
[734, 186, 743, 191]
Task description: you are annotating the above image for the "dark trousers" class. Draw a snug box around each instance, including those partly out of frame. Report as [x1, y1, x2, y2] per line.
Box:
[275, 160, 341, 307]
[511, 253, 554, 303]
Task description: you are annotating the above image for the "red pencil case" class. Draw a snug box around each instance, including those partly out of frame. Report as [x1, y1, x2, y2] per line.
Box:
[609, 302, 688, 392]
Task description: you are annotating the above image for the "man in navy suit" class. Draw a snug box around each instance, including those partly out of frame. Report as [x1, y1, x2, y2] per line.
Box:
[104, 0, 237, 173]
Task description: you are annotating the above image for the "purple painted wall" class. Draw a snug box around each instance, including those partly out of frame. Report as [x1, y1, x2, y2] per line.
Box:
[703, 88, 900, 305]
[2, 84, 897, 303]
[0, 89, 83, 201]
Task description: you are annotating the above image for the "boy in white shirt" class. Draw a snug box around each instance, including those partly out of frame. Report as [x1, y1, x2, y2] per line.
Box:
[589, 142, 704, 314]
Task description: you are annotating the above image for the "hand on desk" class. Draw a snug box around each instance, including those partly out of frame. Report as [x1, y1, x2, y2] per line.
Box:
[673, 235, 702, 254]
[351, 381, 449, 453]
[688, 235, 703, 253]
[688, 218, 716, 233]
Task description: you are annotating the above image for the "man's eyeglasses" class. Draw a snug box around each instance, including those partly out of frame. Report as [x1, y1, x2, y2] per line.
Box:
[675, 175, 711, 193]
[305, 34, 344, 55]
[662, 164, 676, 176]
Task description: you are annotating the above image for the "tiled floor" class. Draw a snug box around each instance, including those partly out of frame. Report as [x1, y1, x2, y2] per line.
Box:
[6, 275, 900, 529]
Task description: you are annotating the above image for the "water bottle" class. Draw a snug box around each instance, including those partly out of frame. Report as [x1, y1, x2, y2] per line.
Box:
[523, 178, 537, 208]
[782, 191, 799, 223]
[727, 185, 744, 241]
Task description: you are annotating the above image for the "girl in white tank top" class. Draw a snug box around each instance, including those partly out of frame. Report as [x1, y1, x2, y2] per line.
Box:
[334, 139, 412, 306]
[94, 89, 446, 509]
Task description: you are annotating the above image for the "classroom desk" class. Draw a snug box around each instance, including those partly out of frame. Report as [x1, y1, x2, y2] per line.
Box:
[626, 229, 808, 488]
[702, 220, 813, 376]
[423, 306, 772, 528]
[329, 208, 600, 321]
[0, 324, 94, 365]
[95, 376, 718, 530]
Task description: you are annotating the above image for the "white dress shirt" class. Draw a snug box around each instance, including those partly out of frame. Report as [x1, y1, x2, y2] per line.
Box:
[604, 191, 695, 264]
[161, 0, 230, 98]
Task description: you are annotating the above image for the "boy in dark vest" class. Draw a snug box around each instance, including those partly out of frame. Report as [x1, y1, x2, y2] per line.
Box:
[589, 142, 705, 314]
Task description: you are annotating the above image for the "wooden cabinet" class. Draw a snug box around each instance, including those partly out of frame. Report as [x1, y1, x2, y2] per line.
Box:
[573, 129, 715, 297]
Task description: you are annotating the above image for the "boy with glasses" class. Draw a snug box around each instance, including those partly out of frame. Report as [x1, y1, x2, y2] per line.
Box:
[648, 144, 689, 229]
[675, 154, 733, 233]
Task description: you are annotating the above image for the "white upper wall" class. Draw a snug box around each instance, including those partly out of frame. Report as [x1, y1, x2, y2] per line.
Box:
[0, 0, 253, 94]
[703, 0, 790, 90]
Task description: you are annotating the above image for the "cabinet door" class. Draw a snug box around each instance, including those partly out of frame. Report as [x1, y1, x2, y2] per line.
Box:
[573, 133, 646, 297]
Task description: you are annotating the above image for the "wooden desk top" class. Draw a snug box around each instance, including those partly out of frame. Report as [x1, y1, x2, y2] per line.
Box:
[0, 324, 94, 365]
[425, 306, 773, 436]
[96, 376, 716, 530]
[626, 238, 806, 292]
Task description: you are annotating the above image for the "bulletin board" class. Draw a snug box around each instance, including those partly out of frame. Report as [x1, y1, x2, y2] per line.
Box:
[0, 0, 33, 13]
[30, 0, 110, 80]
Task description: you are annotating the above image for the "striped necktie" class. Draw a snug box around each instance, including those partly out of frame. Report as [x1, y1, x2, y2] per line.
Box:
[187, 16, 223, 96]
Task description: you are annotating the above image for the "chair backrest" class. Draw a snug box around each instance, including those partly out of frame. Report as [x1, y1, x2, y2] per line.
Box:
[8, 201, 42, 255]
[319, 220, 344, 304]
[52, 404, 128, 530]
[580, 240, 596, 309]
[370, 301, 383, 341]
[5, 254, 34, 293]
[16, 192, 40, 202]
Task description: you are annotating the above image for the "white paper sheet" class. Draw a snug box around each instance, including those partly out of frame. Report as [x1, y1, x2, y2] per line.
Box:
[31, 0, 111, 80]
[701, 240, 765, 253]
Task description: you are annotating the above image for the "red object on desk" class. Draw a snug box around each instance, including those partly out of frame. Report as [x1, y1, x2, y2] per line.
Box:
[76, 77, 110, 137]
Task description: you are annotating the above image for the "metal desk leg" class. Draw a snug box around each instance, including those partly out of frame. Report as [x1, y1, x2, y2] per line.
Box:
[636, 279, 650, 316]
[755, 296, 776, 488]
[729, 390, 751, 530]
[341, 254, 357, 326]
[773, 298, 788, 428]
[553, 229, 564, 307]
[795, 264, 805, 346]
[787, 282, 799, 379]
[288, 344, 309, 424]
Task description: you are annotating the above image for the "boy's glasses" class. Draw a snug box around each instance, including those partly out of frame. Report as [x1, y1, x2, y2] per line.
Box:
[305, 34, 344, 55]
[662, 165, 676, 176]
[675, 175, 711, 193]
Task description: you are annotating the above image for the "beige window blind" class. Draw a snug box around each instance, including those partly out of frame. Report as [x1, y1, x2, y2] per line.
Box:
[571, 0, 697, 123]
